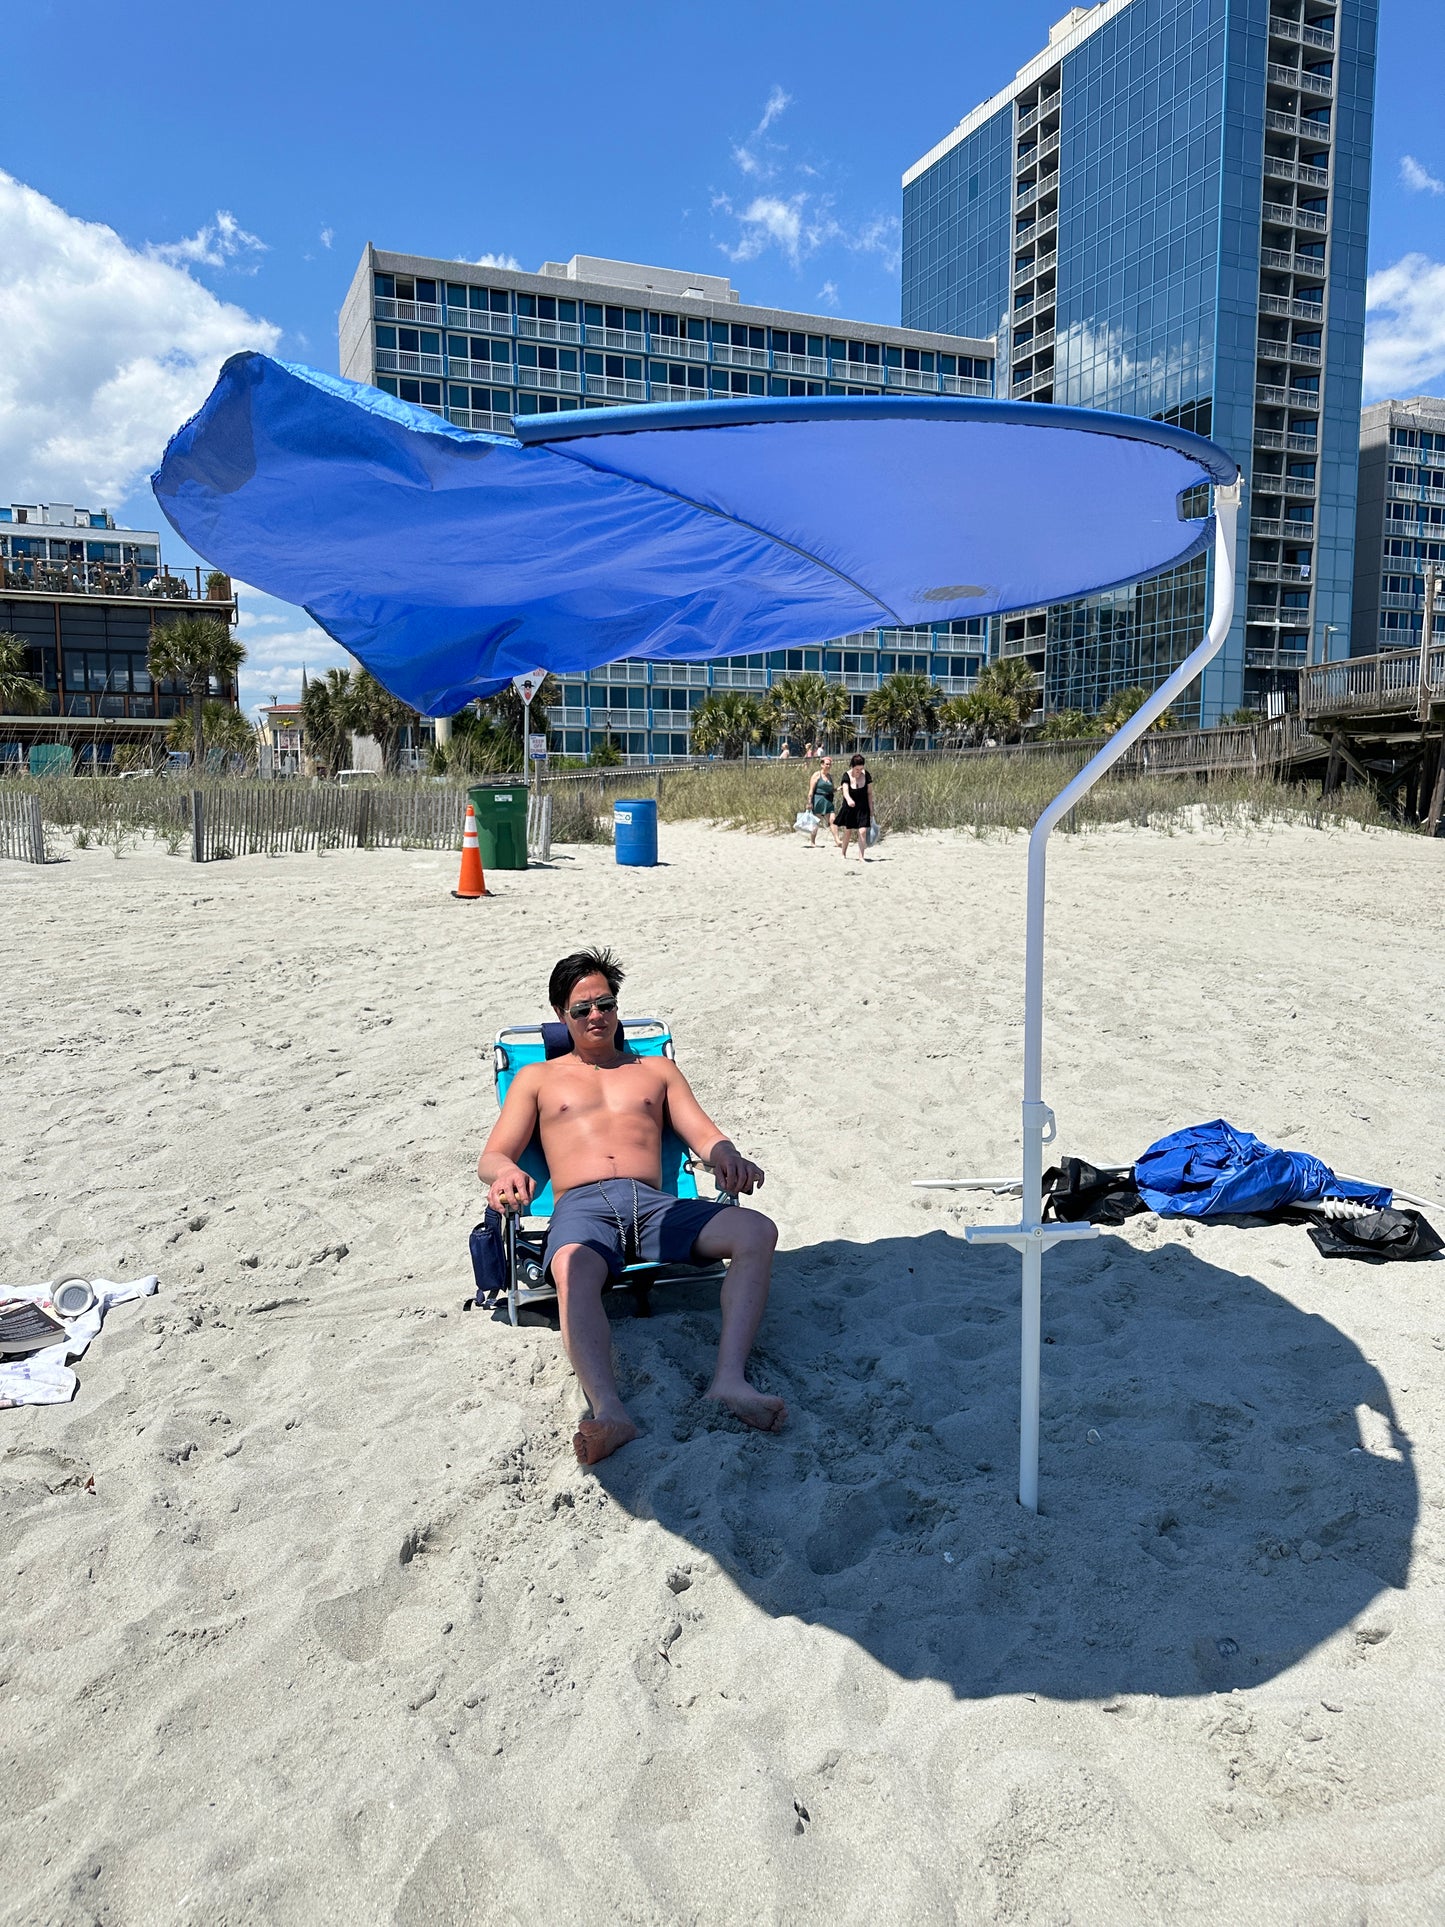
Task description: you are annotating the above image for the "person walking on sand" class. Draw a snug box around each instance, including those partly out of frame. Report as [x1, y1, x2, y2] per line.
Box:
[805, 754, 837, 848]
[834, 753, 873, 861]
[478, 947, 786, 1467]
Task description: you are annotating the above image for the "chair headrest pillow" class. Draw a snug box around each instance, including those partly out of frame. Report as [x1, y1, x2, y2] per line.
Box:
[540, 1020, 624, 1058]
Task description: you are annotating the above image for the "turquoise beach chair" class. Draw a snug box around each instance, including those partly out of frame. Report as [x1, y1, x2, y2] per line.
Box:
[482, 1017, 731, 1326]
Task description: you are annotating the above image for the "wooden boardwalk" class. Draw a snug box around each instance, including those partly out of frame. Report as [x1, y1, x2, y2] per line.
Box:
[1298, 643, 1445, 831]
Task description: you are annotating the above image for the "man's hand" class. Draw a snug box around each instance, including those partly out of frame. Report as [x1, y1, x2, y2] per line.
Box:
[487, 1164, 536, 1215]
[708, 1140, 764, 1197]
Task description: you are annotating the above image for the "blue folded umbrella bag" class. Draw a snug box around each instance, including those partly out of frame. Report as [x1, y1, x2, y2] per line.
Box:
[1135, 1119, 1392, 1218]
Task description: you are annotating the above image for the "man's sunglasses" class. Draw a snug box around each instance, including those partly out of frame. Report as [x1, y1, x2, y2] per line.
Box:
[567, 995, 618, 1019]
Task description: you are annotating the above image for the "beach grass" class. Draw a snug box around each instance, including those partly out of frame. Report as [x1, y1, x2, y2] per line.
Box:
[652, 755, 1397, 839]
[5, 758, 1396, 858]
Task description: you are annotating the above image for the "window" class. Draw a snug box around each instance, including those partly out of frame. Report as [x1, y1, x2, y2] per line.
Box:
[449, 384, 508, 413]
[517, 344, 576, 371]
[394, 379, 442, 407]
[710, 370, 765, 395]
[375, 273, 395, 299]
[650, 362, 706, 389]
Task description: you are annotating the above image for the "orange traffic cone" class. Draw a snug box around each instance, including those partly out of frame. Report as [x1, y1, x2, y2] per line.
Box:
[451, 803, 489, 899]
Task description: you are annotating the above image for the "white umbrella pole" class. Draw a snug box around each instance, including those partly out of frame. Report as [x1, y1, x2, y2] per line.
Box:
[967, 480, 1241, 1512]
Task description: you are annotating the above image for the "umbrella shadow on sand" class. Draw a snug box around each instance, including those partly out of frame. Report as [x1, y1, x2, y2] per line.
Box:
[588, 1229, 1417, 1701]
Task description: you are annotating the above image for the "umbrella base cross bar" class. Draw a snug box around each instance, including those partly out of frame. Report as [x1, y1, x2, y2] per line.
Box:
[919, 482, 1242, 1516]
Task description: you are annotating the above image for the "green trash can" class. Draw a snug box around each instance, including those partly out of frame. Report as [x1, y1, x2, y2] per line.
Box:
[468, 783, 529, 871]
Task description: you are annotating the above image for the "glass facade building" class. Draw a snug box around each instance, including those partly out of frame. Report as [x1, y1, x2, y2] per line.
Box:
[1353, 397, 1445, 652]
[903, 0, 1377, 722]
[338, 251, 996, 758]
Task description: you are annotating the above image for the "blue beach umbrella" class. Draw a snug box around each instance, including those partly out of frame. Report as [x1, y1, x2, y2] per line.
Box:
[154, 354, 1242, 1510]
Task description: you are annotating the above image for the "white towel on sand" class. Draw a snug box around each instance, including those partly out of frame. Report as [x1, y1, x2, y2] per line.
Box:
[0, 1275, 159, 1409]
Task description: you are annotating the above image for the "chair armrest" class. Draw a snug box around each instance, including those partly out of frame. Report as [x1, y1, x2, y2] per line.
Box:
[684, 1156, 738, 1205]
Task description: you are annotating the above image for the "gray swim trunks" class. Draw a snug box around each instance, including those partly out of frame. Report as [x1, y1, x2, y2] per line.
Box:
[544, 1177, 733, 1279]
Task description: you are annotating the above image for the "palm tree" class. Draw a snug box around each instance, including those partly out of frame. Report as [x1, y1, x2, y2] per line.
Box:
[148, 614, 247, 771]
[431, 704, 516, 777]
[299, 667, 354, 775]
[166, 700, 257, 768]
[767, 672, 850, 751]
[343, 668, 419, 773]
[937, 692, 990, 746]
[690, 690, 771, 757]
[0, 632, 48, 715]
[863, 671, 943, 749]
[1097, 686, 1179, 733]
[1039, 707, 1097, 741]
[973, 658, 1039, 741]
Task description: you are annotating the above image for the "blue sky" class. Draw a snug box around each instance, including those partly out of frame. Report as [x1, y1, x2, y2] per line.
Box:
[3, 0, 1442, 712]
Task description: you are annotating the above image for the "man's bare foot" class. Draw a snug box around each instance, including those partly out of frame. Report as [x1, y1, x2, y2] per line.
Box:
[573, 1416, 640, 1466]
[704, 1384, 789, 1433]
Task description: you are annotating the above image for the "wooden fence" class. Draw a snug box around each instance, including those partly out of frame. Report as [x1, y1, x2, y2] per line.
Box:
[192, 783, 479, 860]
[0, 789, 44, 863]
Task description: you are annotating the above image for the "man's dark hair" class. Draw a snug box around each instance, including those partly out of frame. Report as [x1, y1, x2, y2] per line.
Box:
[549, 947, 624, 1013]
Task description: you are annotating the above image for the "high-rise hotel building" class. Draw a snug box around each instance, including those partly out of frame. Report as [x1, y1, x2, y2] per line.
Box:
[338, 251, 995, 758]
[1353, 396, 1445, 654]
[902, 0, 1377, 722]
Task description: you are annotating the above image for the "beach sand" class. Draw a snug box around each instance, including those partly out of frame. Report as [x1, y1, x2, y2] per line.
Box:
[2, 817, 1443, 1923]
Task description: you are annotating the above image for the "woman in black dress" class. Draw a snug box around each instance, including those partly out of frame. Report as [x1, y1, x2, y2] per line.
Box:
[833, 754, 873, 862]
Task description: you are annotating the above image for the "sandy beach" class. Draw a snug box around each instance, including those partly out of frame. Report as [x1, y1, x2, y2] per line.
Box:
[3, 816, 1444, 1924]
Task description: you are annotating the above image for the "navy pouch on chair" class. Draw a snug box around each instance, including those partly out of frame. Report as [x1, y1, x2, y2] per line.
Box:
[470, 1209, 509, 1305]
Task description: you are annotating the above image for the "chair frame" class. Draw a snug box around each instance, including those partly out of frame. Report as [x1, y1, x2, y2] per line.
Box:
[486, 1017, 732, 1327]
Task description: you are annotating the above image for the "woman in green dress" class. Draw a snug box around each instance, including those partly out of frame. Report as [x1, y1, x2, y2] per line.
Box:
[805, 755, 837, 848]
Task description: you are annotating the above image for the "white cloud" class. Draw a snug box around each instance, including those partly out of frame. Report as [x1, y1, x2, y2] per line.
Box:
[1364, 252, 1445, 398]
[0, 171, 280, 504]
[731, 87, 793, 182]
[715, 190, 901, 275]
[711, 89, 900, 279]
[474, 250, 522, 269]
[233, 585, 354, 719]
[817, 279, 840, 308]
[757, 86, 791, 134]
[148, 208, 267, 271]
[319, 226, 334, 249]
[722, 194, 807, 265]
[1399, 155, 1445, 196]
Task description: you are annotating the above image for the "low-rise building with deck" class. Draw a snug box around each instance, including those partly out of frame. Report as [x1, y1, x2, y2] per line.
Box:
[0, 499, 239, 772]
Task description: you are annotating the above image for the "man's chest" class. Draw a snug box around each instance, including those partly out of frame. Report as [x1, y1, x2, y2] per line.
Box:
[539, 1064, 668, 1128]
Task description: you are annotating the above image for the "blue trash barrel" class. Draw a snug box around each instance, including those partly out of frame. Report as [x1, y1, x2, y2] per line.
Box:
[613, 797, 658, 867]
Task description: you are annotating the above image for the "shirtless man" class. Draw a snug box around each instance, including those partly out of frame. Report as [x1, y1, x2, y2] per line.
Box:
[478, 947, 787, 1466]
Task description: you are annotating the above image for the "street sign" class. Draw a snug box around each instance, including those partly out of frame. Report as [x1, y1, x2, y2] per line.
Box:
[512, 669, 547, 705]
[528, 733, 547, 758]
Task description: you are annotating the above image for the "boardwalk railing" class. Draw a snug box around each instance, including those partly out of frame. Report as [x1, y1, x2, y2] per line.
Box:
[0, 789, 44, 863]
[930, 714, 1315, 776]
[1300, 645, 1445, 720]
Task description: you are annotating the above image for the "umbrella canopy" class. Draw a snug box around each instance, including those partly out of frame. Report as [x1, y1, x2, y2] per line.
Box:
[152, 354, 1238, 716]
